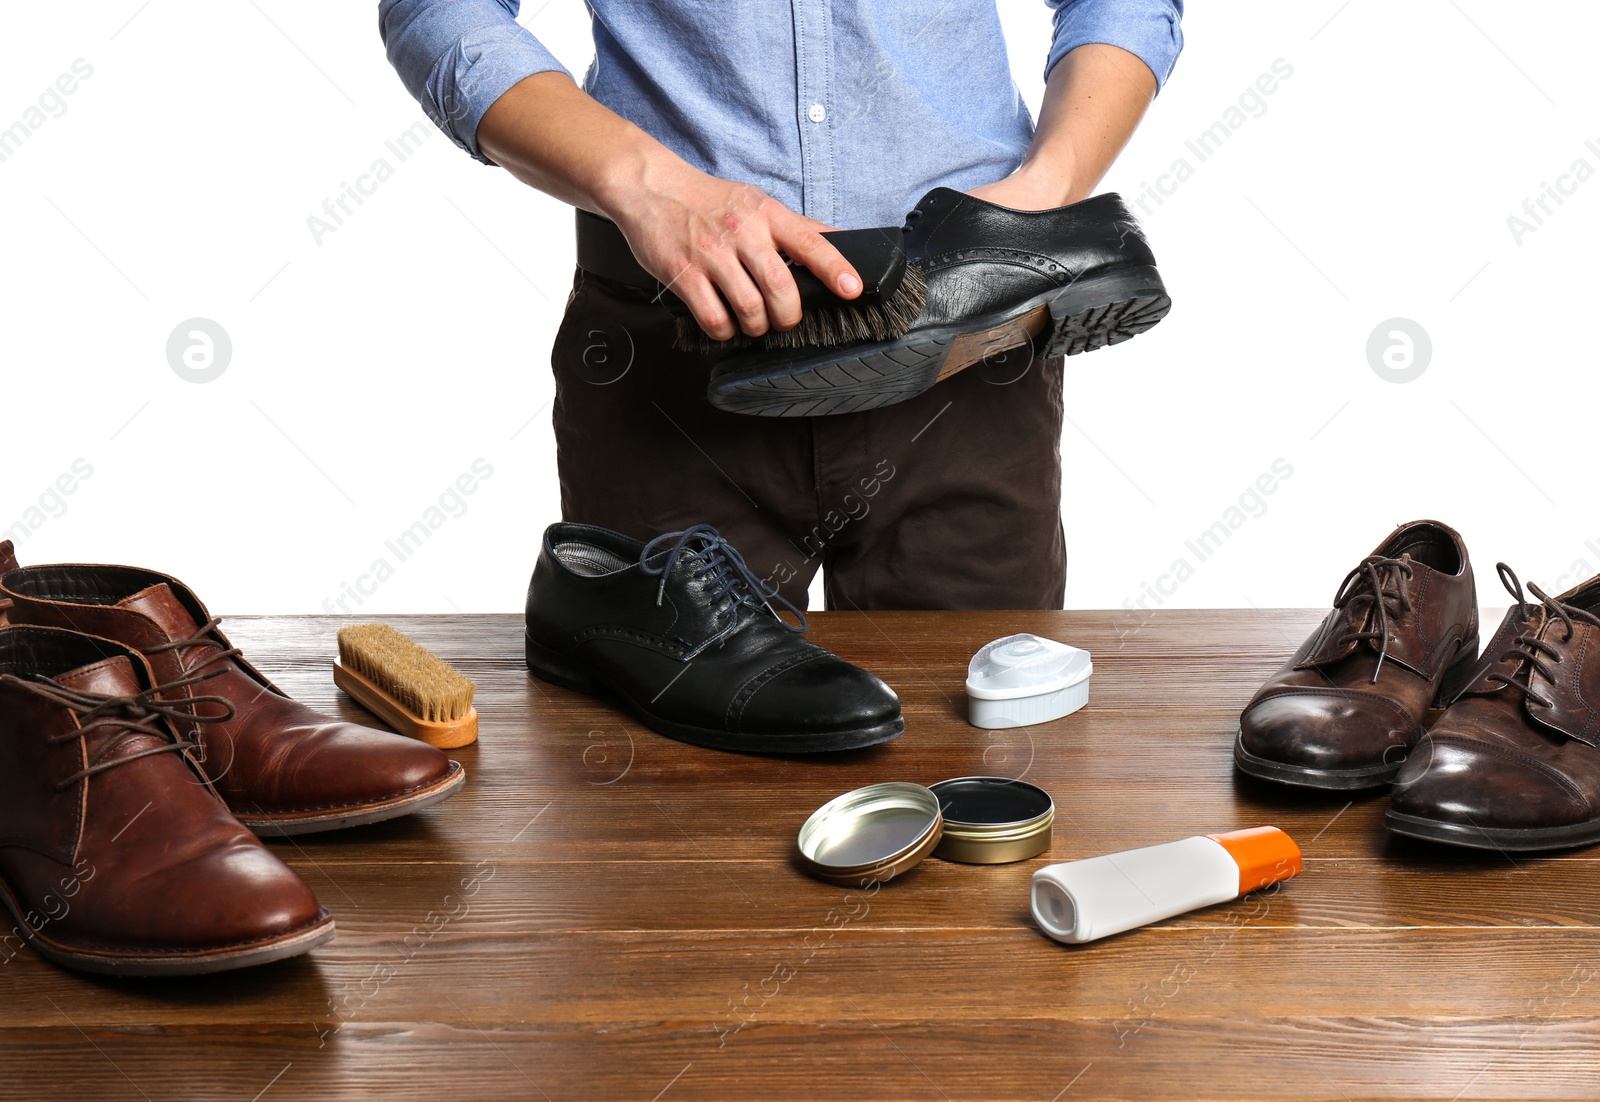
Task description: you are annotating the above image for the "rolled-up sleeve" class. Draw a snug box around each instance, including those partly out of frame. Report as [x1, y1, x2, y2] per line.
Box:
[379, 0, 572, 164]
[1043, 0, 1184, 91]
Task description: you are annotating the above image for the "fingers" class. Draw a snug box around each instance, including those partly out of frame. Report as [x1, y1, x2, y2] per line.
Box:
[677, 256, 785, 341]
[701, 241, 777, 338]
[700, 207, 858, 340]
[683, 216, 791, 340]
[633, 183, 856, 342]
[737, 237, 803, 333]
[669, 270, 737, 343]
[700, 194, 802, 337]
[774, 214, 862, 301]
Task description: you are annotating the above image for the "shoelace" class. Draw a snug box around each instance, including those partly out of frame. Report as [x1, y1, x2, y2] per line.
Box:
[139, 617, 244, 760]
[144, 615, 242, 682]
[639, 525, 806, 634]
[1483, 563, 1600, 709]
[0, 674, 233, 791]
[1329, 554, 1414, 682]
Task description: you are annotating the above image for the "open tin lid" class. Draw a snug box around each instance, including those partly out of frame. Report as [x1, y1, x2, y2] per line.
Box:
[798, 777, 1055, 883]
[797, 782, 943, 886]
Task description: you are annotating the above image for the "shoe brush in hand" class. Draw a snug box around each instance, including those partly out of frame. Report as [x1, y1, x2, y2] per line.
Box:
[334, 624, 478, 749]
[667, 226, 927, 354]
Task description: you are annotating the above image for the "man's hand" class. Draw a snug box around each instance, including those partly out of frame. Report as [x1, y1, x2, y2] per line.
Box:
[967, 167, 1080, 212]
[967, 44, 1157, 212]
[477, 70, 860, 343]
[609, 161, 862, 343]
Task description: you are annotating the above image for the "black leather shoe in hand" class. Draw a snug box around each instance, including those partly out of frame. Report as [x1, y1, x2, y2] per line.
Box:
[524, 523, 904, 753]
[707, 188, 1170, 417]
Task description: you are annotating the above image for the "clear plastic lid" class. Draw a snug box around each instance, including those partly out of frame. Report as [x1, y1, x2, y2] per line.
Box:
[965, 634, 1091, 700]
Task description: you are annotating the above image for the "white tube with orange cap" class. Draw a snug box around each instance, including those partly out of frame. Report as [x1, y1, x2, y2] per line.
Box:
[1030, 826, 1302, 944]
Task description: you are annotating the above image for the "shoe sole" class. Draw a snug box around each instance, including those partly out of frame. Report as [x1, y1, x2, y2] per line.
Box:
[1383, 809, 1600, 852]
[237, 761, 467, 837]
[0, 874, 335, 976]
[707, 264, 1170, 418]
[525, 632, 904, 754]
[1230, 639, 1481, 791]
[1232, 730, 1403, 790]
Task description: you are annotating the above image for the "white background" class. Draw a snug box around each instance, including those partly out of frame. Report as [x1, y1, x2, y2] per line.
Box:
[2, 1, 1595, 615]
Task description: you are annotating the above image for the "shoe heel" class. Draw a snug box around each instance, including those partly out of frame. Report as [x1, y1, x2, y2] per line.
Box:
[1433, 637, 1481, 707]
[1043, 264, 1171, 358]
[525, 632, 600, 694]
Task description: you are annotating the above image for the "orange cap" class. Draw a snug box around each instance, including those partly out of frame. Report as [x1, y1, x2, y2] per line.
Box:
[1205, 826, 1302, 895]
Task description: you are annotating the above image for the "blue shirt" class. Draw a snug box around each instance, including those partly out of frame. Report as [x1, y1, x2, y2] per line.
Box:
[379, 0, 1183, 228]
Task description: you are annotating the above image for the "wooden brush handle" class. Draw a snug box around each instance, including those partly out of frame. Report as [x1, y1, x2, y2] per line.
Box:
[333, 662, 479, 750]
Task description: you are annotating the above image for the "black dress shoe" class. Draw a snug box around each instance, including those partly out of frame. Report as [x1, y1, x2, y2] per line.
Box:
[706, 188, 1170, 417]
[524, 523, 904, 753]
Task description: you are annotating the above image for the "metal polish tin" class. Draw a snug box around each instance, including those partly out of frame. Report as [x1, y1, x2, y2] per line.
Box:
[929, 777, 1054, 864]
[797, 782, 944, 886]
[798, 777, 1053, 883]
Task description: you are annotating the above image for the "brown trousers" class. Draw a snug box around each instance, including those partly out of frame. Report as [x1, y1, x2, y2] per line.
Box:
[549, 268, 1067, 611]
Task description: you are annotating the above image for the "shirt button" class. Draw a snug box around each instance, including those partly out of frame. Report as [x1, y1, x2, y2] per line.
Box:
[807, 103, 826, 123]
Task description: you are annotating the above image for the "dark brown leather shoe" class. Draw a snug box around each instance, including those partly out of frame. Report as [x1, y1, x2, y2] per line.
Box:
[0, 625, 333, 974]
[1387, 565, 1600, 851]
[1, 563, 464, 835]
[0, 541, 16, 626]
[1234, 520, 1479, 789]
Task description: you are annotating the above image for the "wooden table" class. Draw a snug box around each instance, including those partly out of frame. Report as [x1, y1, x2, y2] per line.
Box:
[7, 609, 1598, 1101]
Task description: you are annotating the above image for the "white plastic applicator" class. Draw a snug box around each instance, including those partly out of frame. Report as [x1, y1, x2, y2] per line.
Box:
[1030, 826, 1303, 944]
[965, 634, 1091, 728]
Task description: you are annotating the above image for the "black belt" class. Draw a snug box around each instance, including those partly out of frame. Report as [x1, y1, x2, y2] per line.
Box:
[574, 208, 668, 297]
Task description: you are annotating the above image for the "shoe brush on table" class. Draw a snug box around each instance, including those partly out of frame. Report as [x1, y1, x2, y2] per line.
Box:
[334, 623, 478, 749]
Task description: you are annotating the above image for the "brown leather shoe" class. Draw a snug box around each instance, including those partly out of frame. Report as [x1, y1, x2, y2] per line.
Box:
[1387, 565, 1600, 850]
[0, 625, 334, 974]
[1, 563, 464, 835]
[1234, 520, 1479, 789]
[0, 541, 16, 626]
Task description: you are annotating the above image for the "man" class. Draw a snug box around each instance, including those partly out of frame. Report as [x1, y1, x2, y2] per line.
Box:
[380, 0, 1182, 610]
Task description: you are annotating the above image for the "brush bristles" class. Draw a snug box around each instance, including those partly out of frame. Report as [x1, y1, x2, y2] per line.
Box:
[337, 623, 476, 724]
[673, 262, 928, 355]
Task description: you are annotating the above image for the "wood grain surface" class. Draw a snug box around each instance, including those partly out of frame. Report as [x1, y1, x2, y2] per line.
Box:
[7, 607, 1597, 1102]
